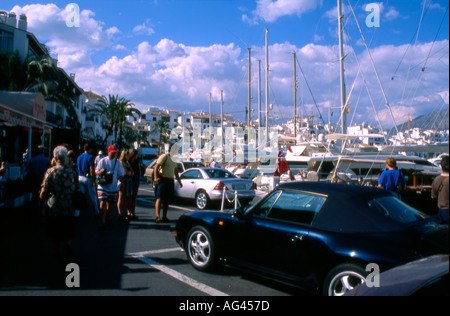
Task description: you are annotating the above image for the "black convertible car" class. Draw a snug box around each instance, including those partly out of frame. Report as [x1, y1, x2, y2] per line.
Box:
[174, 182, 449, 296]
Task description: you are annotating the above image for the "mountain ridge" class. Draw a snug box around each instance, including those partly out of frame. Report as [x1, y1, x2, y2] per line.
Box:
[389, 108, 449, 135]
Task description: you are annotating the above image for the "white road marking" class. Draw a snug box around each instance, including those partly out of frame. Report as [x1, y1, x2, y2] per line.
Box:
[136, 196, 194, 212]
[132, 186, 230, 296]
[128, 251, 229, 297]
[128, 247, 183, 257]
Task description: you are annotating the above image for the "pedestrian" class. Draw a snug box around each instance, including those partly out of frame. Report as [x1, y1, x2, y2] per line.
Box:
[40, 146, 78, 260]
[95, 150, 105, 166]
[128, 149, 141, 220]
[22, 148, 28, 168]
[25, 145, 51, 217]
[378, 158, 406, 199]
[67, 150, 77, 172]
[117, 149, 133, 222]
[95, 145, 124, 229]
[210, 159, 219, 168]
[432, 155, 449, 225]
[154, 145, 183, 223]
[77, 143, 100, 218]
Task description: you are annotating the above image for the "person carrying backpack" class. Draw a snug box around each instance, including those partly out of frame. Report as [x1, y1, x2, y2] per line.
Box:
[153, 145, 183, 223]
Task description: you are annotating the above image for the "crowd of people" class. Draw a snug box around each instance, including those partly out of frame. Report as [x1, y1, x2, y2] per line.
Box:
[19, 143, 142, 259]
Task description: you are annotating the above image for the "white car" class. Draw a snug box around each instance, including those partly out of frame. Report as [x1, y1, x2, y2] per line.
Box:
[145, 160, 204, 186]
[174, 168, 256, 210]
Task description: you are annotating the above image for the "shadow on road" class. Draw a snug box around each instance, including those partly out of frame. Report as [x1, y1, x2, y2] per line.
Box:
[0, 200, 129, 291]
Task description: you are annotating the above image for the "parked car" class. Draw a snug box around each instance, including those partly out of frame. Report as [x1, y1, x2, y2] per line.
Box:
[137, 147, 158, 171]
[174, 168, 256, 210]
[174, 182, 449, 296]
[345, 255, 449, 296]
[144, 160, 204, 186]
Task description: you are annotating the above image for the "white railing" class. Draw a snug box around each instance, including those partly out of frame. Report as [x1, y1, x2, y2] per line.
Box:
[220, 187, 241, 211]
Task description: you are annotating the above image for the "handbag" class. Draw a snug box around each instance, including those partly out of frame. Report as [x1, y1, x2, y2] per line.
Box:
[97, 170, 113, 185]
[97, 158, 118, 185]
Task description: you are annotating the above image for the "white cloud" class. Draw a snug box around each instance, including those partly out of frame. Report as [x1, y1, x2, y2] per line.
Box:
[75, 39, 244, 111]
[11, 4, 119, 69]
[384, 7, 400, 21]
[113, 44, 127, 51]
[438, 91, 449, 104]
[244, 0, 323, 24]
[133, 19, 155, 36]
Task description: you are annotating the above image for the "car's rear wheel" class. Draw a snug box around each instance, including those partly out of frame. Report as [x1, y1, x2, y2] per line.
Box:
[324, 263, 367, 296]
[195, 190, 210, 210]
[186, 226, 216, 271]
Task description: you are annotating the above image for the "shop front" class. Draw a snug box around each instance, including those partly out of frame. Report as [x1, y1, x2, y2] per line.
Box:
[0, 91, 52, 208]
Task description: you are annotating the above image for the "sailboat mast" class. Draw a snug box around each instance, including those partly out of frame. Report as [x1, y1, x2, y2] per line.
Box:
[258, 59, 262, 148]
[209, 92, 212, 139]
[294, 52, 297, 144]
[248, 48, 252, 129]
[221, 90, 224, 161]
[338, 0, 347, 135]
[265, 28, 269, 146]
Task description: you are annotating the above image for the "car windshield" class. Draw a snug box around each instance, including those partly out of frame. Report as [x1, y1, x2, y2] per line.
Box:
[184, 162, 204, 169]
[367, 196, 428, 225]
[205, 169, 237, 179]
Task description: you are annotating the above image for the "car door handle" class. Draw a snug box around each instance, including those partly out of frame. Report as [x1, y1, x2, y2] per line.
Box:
[288, 234, 304, 243]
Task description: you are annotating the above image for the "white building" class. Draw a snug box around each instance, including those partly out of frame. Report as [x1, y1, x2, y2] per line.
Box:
[390, 128, 449, 146]
[1, 11, 86, 148]
[81, 91, 112, 146]
[347, 123, 385, 146]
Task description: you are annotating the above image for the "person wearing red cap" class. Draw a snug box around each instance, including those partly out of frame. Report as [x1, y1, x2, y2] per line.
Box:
[95, 145, 124, 229]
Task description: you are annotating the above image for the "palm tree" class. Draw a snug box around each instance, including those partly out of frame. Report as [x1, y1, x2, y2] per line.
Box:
[0, 52, 80, 126]
[150, 119, 170, 154]
[121, 127, 150, 149]
[24, 55, 57, 95]
[115, 98, 141, 148]
[89, 95, 120, 147]
[89, 95, 141, 147]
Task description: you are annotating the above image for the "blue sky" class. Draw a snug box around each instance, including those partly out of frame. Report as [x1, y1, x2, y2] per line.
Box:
[4, 0, 449, 129]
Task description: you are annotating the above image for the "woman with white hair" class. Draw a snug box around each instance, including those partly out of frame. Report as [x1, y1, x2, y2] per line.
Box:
[40, 145, 78, 259]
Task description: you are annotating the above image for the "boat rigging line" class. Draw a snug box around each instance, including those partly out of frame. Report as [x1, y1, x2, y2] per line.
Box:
[294, 56, 326, 126]
[346, 0, 399, 137]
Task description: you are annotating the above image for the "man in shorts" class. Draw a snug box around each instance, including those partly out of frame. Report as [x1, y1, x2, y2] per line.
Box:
[154, 146, 182, 223]
[96, 145, 124, 229]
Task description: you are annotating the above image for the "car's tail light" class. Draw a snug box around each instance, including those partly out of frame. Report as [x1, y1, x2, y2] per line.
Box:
[250, 182, 257, 190]
[213, 181, 228, 191]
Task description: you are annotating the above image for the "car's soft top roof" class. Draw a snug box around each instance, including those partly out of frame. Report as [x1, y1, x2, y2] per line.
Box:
[277, 182, 404, 233]
[277, 181, 390, 199]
